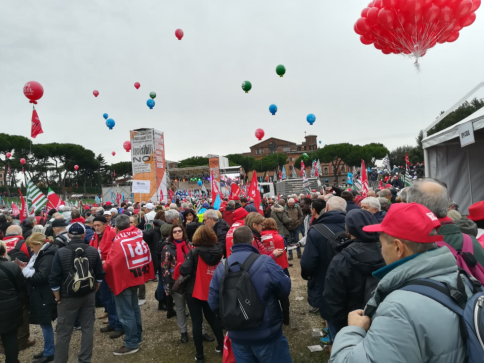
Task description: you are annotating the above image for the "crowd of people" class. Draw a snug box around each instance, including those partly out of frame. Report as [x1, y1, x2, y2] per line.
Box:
[0, 178, 484, 362]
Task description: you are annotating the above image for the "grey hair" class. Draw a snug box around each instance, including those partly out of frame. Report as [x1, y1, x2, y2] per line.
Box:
[71, 209, 81, 219]
[97, 207, 105, 213]
[400, 188, 409, 203]
[288, 198, 295, 204]
[165, 209, 180, 224]
[32, 225, 45, 234]
[115, 214, 130, 231]
[310, 193, 318, 199]
[378, 197, 389, 210]
[383, 231, 438, 254]
[233, 226, 254, 245]
[85, 217, 94, 224]
[407, 179, 450, 218]
[379, 189, 391, 198]
[204, 209, 219, 221]
[170, 203, 178, 210]
[227, 200, 235, 208]
[181, 203, 189, 210]
[324, 194, 333, 201]
[361, 197, 381, 211]
[327, 196, 347, 212]
[25, 216, 36, 227]
[63, 206, 72, 212]
[127, 206, 134, 212]
[6, 225, 22, 236]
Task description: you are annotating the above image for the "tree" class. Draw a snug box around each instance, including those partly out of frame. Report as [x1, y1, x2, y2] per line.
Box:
[0, 133, 31, 195]
[111, 162, 132, 179]
[177, 156, 209, 168]
[428, 98, 484, 136]
[226, 154, 257, 182]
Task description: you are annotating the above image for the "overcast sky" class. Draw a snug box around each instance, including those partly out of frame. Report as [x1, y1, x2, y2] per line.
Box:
[2, 0, 484, 164]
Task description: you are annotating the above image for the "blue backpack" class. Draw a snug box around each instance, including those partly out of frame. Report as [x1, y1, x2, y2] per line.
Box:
[401, 271, 484, 363]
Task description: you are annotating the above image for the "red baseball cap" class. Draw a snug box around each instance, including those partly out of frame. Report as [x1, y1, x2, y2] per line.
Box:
[233, 208, 248, 221]
[363, 203, 443, 243]
[467, 201, 484, 222]
[105, 201, 112, 206]
[385, 184, 392, 188]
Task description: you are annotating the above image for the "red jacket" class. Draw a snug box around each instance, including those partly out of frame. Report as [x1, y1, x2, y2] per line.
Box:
[3, 235, 29, 258]
[261, 230, 289, 270]
[225, 220, 245, 257]
[104, 226, 155, 295]
[223, 210, 234, 227]
[89, 225, 116, 260]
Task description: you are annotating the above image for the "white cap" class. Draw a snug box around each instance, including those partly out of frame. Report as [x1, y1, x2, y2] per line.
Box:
[145, 203, 154, 210]
[103, 211, 111, 215]
[110, 208, 118, 214]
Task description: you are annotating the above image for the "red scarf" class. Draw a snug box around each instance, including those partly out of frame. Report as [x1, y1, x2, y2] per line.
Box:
[174, 240, 190, 266]
[71, 217, 85, 224]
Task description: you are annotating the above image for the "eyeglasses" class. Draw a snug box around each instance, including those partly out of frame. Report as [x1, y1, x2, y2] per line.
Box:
[173, 230, 183, 234]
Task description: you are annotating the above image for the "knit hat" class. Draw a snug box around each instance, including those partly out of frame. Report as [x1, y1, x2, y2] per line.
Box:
[93, 216, 108, 223]
[233, 208, 248, 221]
[52, 219, 67, 227]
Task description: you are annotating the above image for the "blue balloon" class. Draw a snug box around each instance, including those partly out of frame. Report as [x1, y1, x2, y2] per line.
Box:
[103, 113, 109, 119]
[197, 180, 202, 186]
[147, 99, 155, 109]
[319, 140, 322, 144]
[306, 114, 316, 125]
[325, 179, 328, 182]
[106, 118, 115, 130]
[269, 104, 277, 115]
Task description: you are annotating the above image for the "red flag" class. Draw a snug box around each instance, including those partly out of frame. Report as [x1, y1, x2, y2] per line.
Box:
[247, 171, 263, 215]
[405, 153, 410, 167]
[300, 161, 305, 177]
[361, 160, 369, 198]
[31, 107, 44, 139]
[18, 189, 27, 222]
[229, 183, 241, 200]
[11, 202, 20, 216]
[168, 189, 175, 202]
[211, 171, 220, 201]
[378, 180, 384, 190]
[113, 170, 116, 178]
[47, 188, 65, 211]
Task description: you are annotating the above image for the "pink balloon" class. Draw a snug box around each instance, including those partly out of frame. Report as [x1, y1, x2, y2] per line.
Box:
[255, 129, 265, 141]
[6, 152, 11, 159]
[134, 82, 140, 89]
[93, 90, 99, 97]
[454, 0, 473, 18]
[439, 6, 454, 22]
[424, 4, 441, 22]
[20, 158, 26, 165]
[74, 165, 79, 171]
[123, 141, 131, 152]
[447, 31, 460, 41]
[175, 29, 184, 40]
[23, 81, 44, 104]
[471, 0, 481, 12]
[112, 151, 116, 156]
[460, 11, 476, 26]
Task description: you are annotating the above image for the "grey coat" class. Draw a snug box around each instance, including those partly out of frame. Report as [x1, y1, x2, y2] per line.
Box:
[330, 247, 469, 363]
[271, 205, 292, 238]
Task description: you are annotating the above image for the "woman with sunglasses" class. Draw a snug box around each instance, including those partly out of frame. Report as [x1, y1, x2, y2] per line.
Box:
[160, 225, 192, 343]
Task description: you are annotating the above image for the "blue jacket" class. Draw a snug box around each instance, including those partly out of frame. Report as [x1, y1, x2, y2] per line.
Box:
[244, 202, 258, 213]
[208, 244, 291, 345]
[346, 201, 361, 212]
[300, 210, 346, 316]
[84, 225, 94, 244]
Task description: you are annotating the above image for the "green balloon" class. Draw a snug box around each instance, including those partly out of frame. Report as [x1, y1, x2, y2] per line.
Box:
[241, 81, 252, 93]
[150, 92, 156, 99]
[303, 153, 309, 159]
[276, 64, 286, 77]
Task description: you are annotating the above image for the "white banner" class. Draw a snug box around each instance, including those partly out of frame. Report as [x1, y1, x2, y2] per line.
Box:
[132, 180, 151, 194]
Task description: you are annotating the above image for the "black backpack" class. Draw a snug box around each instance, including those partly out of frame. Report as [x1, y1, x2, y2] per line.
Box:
[7, 239, 30, 263]
[312, 224, 352, 256]
[64, 245, 96, 297]
[219, 253, 265, 331]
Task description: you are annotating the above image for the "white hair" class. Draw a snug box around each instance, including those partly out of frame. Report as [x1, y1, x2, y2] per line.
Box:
[327, 196, 347, 212]
[288, 198, 295, 204]
[127, 206, 134, 212]
[324, 194, 333, 201]
[165, 209, 179, 224]
[169, 203, 178, 210]
[361, 197, 381, 211]
[32, 225, 45, 234]
[204, 209, 219, 221]
[62, 206, 72, 212]
[181, 203, 189, 209]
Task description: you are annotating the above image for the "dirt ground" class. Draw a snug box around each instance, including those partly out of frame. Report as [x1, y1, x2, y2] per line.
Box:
[16, 248, 330, 363]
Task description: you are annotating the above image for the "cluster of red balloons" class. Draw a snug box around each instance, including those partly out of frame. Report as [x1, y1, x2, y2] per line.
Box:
[354, 0, 479, 58]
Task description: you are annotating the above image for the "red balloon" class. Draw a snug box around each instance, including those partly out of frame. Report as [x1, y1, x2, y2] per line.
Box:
[471, 0, 481, 12]
[93, 90, 99, 97]
[20, 158, 26, 165]
[255, 129, 265, 141]
[123, 141, 131, 152]
[175, 29, 184, 40]
[23, 81, 44, 104]
[383, 0, 398, 7]
[382, 48, 392, 54]
[362, 7, 371, 16]
[134, 82, 140, 89]
[404, 21, 416, 34]
[374, 43, 384, 49]
[112, 151, 116, 156]
[354, 23, 366, 35]
[6, 152, 11, 159]
[422, 0, 433, 7]
[356, 17, 372, 32]
[367, 7, 380, 25]
[453, 21, 463, 31]
[374, 0, 383, 7]
[74, 165, 79, 171]
[439, 6, 454, 21]
[397, 0, 408, 11]
[361, 35, 374, 44]
[424, 4, 441, 22]
[406, 0, 423, 15]
[460, 11, 476, 26]
[447, 31, 460, 41]
[433, 0, 447, 5]
[454, 0, 473, 18]
[379, 8, 395, 28]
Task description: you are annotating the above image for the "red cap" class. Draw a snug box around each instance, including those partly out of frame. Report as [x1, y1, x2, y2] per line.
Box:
[468, 201, 484, 222]
[105, 201, 112, 206]
[385, 184, 392, 188]
[233, 208, 248, 221]
[363, 203, 442, 243]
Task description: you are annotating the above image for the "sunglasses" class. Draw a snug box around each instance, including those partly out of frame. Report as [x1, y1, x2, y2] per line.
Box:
[173, 230, 183, 234]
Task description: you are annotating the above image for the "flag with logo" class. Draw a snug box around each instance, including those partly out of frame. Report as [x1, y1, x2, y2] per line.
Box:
[310, 161, 316, 177]
[211, 171, 222, 210]
[302, 175, 310, 195]
[291, 166, 297, 178]
[11, 202, 20, 217]
[26, 179, 47, 215]
[382, 154, 391, 173]
[404, 153, 412, 187]
[47, 188, 65, 211]
[347, 172, 353, 185]
[282, 166, 287, 180]
[361, 160, 369, 198]
[316, 160, 323, 177]
[31, 107, 44, 139]
[230, 183, 241, 200]
[18, 189, 28, 222]
[300, 161, 306, 177]
[247, 171, 263, 215]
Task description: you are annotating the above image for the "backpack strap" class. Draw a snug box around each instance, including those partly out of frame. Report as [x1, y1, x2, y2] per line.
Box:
[461, 234, 474, 254]
[14, 239, 25, 251]
[241, 253, 260, 273]
[436, 241, 459, 256]
[312, 224, 335, 241]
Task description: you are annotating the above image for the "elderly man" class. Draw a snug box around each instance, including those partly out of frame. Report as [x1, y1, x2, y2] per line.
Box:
[110, 208, 119, 227]
[204, 209, 230, 257]
[361, 197, 385, 223]
[160, 209, 180, 238]
[49, 222, 104, 363]
[22, 216, 36, 239]
[379, 189, 391, 202]
[377, 197, 389, 212]
[301, 196, 346, 344]
[286, 198, 304, 260]
[144, 203, 156, 224]
[367, 190, 376, 197]
[407, 178, 484, 267]
[103, 210, 112, 225]
[52, 219, 70, 248]
[330, 203, 471, 363]
[400, 187, 409, 203]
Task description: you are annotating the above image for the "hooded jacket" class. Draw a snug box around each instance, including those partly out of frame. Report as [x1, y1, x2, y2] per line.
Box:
[330, 248, 469, 363]
[208, 244, 291, 346]
[323, 210, 385, 332]
[373, 210, 386, 223]
[453, 217, 478, 236]
[222, 209, 235, 227]
[271, 204, 292, 238]
[438, 222, 484, 267]
[300, 210, 346, 314]
[180, 245, 223, 295]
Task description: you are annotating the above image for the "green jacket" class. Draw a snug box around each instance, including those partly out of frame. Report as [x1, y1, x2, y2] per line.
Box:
[439, 223, 484, 267]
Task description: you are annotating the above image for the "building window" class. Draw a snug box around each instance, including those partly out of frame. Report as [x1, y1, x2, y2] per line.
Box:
[268, 142, 277, 154]
[324, 167, 329, 175]
[0, 181, 3, 186]
[0, 173, 2, 178]
[256, 149, 264, 155]
[282, 146, 290, 152]
[289, 157, 293, 161]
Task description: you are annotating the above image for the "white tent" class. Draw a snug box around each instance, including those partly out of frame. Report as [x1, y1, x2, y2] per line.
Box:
[423, 107, 484, 214]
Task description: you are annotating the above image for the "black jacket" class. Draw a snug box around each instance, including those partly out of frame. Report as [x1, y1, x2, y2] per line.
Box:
[22, 225, 33, 240]
[49, 240, 104, 298]
[300, 210, 346, 316]
[346, 201, 361, 212]
[0, 221, 11, 235]
[212, 219, 230, 258]
[0, 257, 26, 334]
[179, 245, 223, 295]
[374, 210, 386, 223]
[142, 219, 164, 272]
[27, 243, 58, 325]
[53, 231, 70, 248]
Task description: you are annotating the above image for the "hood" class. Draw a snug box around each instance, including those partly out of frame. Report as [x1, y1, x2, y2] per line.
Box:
[271, 204, 284, 213]
[39, 242, 58, 257]
[341, 241, 385, 275]
[346, 209, 379, 242]
[313, 210, 346, 226]
[453, 218, 478, 237]
[197, 245, 223, 266]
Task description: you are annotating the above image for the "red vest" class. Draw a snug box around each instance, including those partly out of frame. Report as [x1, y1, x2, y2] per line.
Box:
[103, 226, 155, 295]
[225, 220, 245, 257]
[193, 257, 219, 301]
[260, 230, 289, 270]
